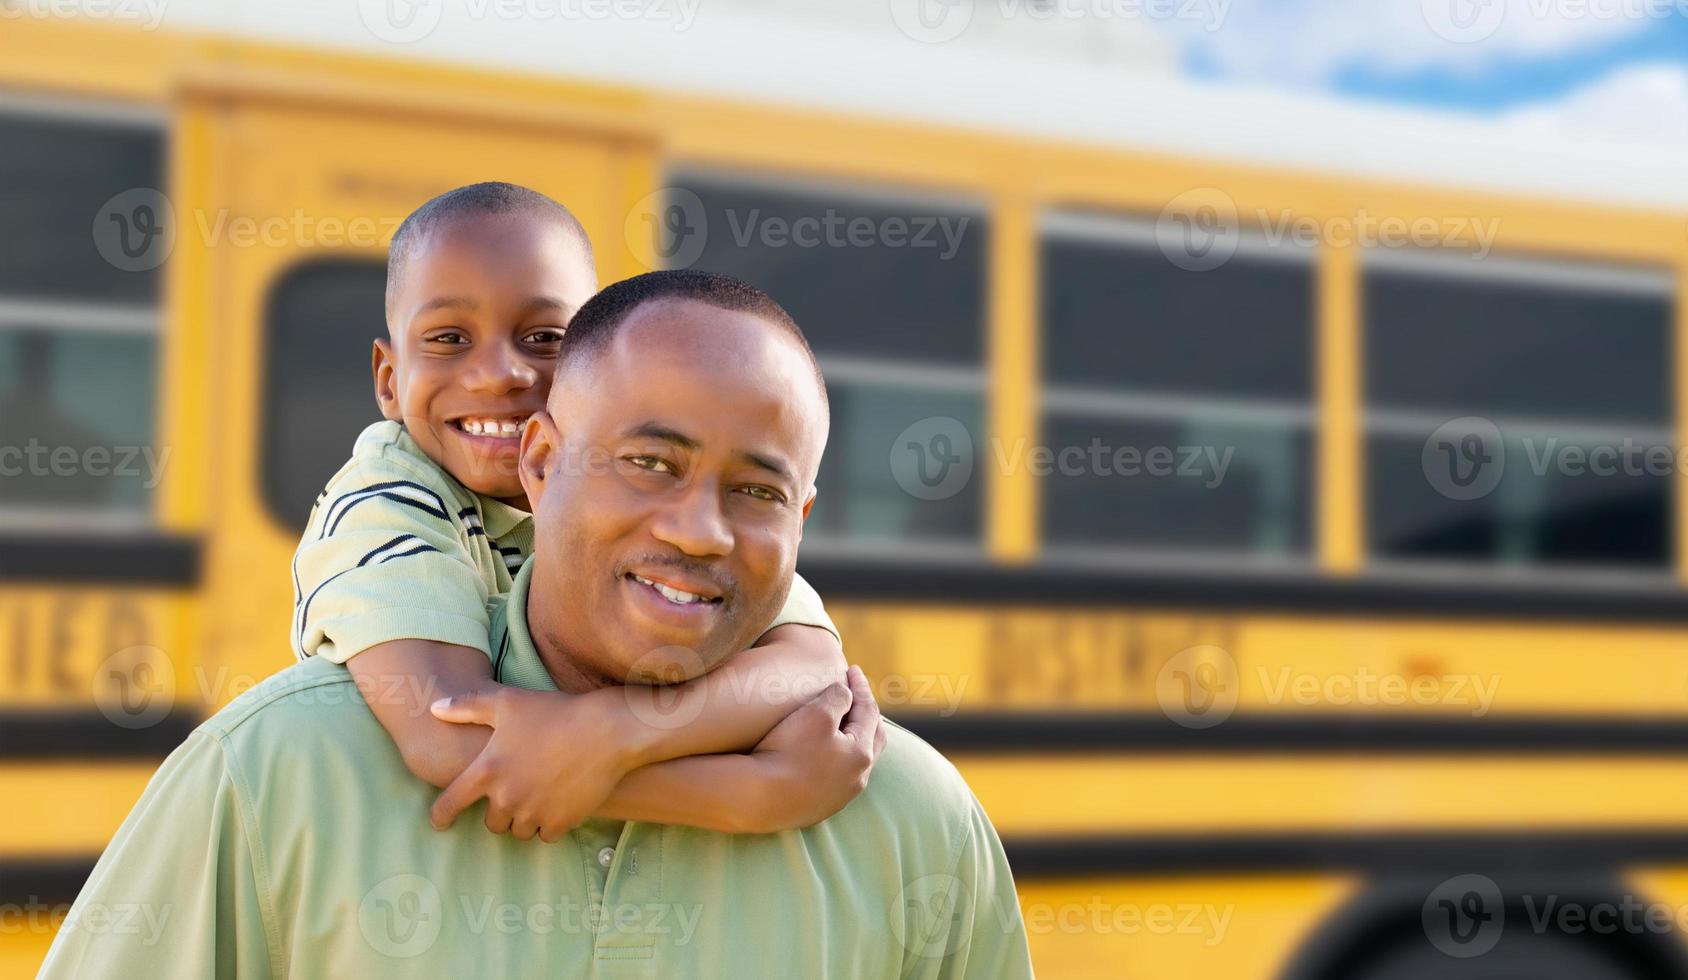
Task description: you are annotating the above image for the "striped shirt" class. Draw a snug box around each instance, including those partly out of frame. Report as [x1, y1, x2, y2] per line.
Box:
[292, 420, 834, 663]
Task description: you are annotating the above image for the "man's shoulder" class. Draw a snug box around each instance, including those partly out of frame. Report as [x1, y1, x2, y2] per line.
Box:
[196, 656, 378, 749]
[848, 720, 982, 843]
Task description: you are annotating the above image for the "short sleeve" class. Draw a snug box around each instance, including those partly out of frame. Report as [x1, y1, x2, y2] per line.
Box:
[37, 733, 279, 980]
[292, 453, 493, 662]
[903, 795, 1036, 980]
[765, 572, 838, 640]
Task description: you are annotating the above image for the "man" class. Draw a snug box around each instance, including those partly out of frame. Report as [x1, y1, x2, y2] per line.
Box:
[40, 270, 1034, 979]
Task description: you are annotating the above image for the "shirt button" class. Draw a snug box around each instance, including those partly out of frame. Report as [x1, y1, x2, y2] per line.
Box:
[597, 847, 616, 869]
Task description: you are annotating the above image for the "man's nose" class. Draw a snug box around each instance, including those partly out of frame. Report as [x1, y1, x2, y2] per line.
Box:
[648, 480, 734, 558]
[460, 344, 539, 395]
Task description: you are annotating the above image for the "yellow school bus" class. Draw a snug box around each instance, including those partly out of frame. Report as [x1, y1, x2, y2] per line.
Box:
[5, 14, 1688, 979]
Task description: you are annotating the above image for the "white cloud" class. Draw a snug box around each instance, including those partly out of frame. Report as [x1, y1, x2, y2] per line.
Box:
[1166, 0, 1663, 83]
[1503, 62, 1688, 140]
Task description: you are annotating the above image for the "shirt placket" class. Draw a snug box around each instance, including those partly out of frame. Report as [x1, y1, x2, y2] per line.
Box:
[581, 821, 664, 978]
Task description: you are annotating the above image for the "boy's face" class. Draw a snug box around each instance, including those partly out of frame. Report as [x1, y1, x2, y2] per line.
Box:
[519, 300, 827, 687]
[375, 212, 598, 502]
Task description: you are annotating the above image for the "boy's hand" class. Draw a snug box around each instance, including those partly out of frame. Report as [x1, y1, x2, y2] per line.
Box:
[428, 688, 635, 842]
[741, 666, 888, 833]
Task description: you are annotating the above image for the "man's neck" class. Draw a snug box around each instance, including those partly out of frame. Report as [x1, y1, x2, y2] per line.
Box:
[522, 577, 618, 695]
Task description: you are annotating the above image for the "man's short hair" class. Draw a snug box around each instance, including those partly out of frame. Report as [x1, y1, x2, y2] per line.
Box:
[385, 181, 592, 312]
[557, 269, 828, 413]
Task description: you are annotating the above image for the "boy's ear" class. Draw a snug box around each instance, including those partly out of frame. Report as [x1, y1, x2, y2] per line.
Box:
[518, 410, 559, 503]
[371, 338, 402, 422]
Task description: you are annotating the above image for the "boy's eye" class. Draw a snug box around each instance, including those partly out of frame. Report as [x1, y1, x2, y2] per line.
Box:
[425, 331, 469, 346]
[523, 328, 565, 346]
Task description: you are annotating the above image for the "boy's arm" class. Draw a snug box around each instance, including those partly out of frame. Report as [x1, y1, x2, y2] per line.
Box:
[429, 624, 851, 837]
[598, 665, 887, 833]
[346, 639, 498, 787]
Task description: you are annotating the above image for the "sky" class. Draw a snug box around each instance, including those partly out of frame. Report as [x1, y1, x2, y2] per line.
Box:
[1159, 0, 1688, 140]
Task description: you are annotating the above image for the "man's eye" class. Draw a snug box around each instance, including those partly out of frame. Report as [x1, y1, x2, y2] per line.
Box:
[739, 485, 783, 503]
[625, 455, 674, 474]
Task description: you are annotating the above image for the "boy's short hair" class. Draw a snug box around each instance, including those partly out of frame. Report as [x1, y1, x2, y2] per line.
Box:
[385, 181, 593, 314]
[557, 269, 828, 414]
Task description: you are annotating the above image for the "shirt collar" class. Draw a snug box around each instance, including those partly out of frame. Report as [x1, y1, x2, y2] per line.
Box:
[487, 558, 558, 693]
[477, 494, 532, 541]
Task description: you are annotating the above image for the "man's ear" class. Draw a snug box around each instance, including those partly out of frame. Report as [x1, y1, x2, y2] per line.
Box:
[799, 488, 817, 523]
[519, 410, 559, 504]
[372, 338, 402, 422]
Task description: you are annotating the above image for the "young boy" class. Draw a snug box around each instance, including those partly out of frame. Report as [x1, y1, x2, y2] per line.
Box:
[292, 182, 871, 840]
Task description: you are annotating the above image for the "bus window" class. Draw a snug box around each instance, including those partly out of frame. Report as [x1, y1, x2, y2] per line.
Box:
[0, 104, 165, 523]
[260, 259, 389, 530]
[665, 171, 988, 553]
[1365, 249, 1673, 570]
[1037, 210, 1315, 561]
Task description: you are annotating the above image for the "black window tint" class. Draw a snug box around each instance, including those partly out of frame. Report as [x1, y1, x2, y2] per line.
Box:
[1040, 414, 1312, 554]
[1041, 225, 1313, 399]
[1366, 257, 1671, 424]
[0, 328, 157, 512]
[666, 174, 987, 365]
[1369, 429, 1670, 567]
[262, 260, 388, 529]
[0, 112, 165, 304]
[810, 385, 984, 545]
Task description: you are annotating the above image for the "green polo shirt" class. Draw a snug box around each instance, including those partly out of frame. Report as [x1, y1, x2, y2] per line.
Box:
[292, 420, 835, 664]
[41, 561, 1032, 979]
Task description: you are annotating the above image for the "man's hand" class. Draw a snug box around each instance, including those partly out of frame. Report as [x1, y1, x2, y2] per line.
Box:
[741, 665, 888, 832]
[428, 687, 634, 842]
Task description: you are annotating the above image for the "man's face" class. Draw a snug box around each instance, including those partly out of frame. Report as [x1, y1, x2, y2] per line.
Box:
[376, 212, 598, 502]
[520, 299, 827, 686]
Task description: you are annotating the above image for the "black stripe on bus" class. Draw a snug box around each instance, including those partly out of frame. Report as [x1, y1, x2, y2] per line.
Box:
[895, 711, 1688, 756]
[15, 830, 1688, 906]
[0, 532, 201, 586]
[797, 558, 1688, 623]
[0, 710, 198, 761]
[1002, 829, 1688, 878]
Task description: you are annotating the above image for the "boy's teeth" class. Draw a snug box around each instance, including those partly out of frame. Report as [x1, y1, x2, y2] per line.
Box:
[459, 418, 522, 438]
[633, 574, 707, 605]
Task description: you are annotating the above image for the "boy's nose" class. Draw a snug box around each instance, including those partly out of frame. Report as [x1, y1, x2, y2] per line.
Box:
[462, 350, 540, 395]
